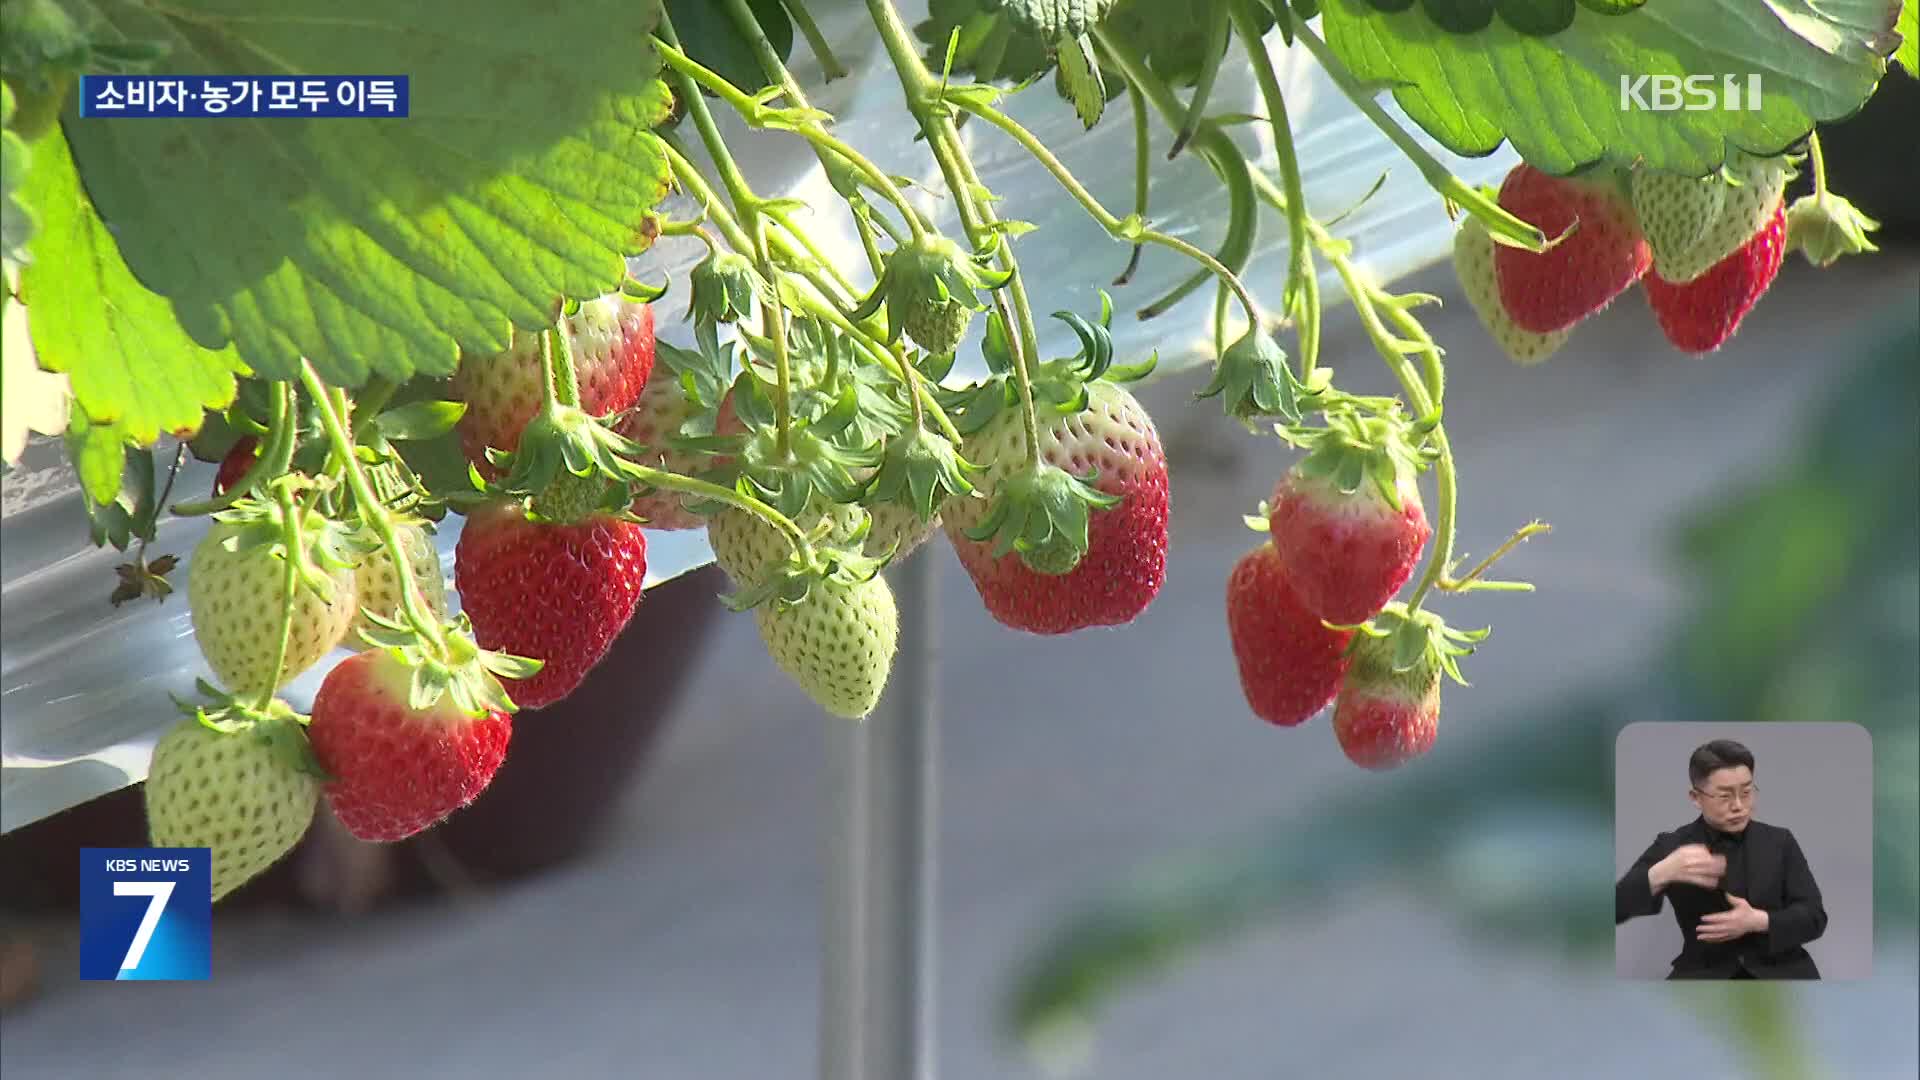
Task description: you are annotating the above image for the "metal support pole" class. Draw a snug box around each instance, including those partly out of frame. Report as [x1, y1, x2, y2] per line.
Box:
[819, 549, 940, 1080]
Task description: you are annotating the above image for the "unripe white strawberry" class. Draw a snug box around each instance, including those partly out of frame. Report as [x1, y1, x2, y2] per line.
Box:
[145, 715, 320, 901]
[189, 518, 358, 697]
[1453, 216, 1569, 365]
[345, 521, 446, 650]
[754, 575, 899, 719]
[1633, 156, 1789, 285]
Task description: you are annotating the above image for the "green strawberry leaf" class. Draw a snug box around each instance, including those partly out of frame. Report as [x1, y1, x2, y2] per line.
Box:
[370, 399, 466, 442]
[22, 126, 245, 448]
[1054, 32, 1106, 128]
[998, 0, 1122, 39]
[664, 0, 795, 97]
[1, 86, 35, 270]
[66, 410, 167, 551]
[916, 0, 1055, 86]
[64, 401, 128, 512]
[59, 0, 675, 393]
[1101, 0, 1268, 88]
[1354, 0, 1652, 36]
[1896, 0, 1918, 77]
[1320, 0, 1902, 174]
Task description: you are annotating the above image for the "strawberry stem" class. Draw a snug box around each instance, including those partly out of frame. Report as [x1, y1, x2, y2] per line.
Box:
[655, 14, 796, 458]
[718, 0, 900, 241]
[943, 93, 1262, 327]
[298, 360, 448, 652]
[542, 325, 582, 411]
[757, 221, 797, 460]
[625, 460, 813, 557]
[1120, 74, 1150, 285]
[762, 206, 859, 297]
[1290, 23, 1546, 254]
[259, 483, 305, 711]
[657, 132, 957, 443]
[714, 0, 935, 440]
[776, 0, 846, 80]
[1439, 521, 1550, 592]
[1091, 31, 1271, 355]
[347, 376, 396, 435]
[1106, 43, 1470, 619]
[1226, 0, 1316, 365]
[1806, 130, 1830, 202]
[865, 0, 1048, 468]
[652, 32, 928, 243]
[171, 380, 298, 517]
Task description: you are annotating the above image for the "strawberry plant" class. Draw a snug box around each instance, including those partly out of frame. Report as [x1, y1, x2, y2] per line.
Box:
[0, 0, 1905, 911]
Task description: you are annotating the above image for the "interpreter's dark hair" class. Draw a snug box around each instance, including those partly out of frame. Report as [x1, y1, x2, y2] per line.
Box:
[1689, 739, 1756, 787]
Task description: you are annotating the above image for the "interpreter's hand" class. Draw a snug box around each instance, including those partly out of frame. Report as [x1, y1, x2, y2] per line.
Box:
[1697, 893, 1769, 943]
[1650, 843, 1726, 892]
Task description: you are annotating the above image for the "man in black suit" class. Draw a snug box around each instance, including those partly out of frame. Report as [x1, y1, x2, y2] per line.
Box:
[1616, 739, 1828, 979]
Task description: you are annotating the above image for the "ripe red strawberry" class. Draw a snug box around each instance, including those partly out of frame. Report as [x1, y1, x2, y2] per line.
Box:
[1227, 543, 1355, 727]
[1644, 201, 1787, 355]
[308, 649, 512, 842]
[1494, 164, 1651, 334]
[453, 502, 647, 709]
[1268, 466, 1430, 626]
[1332, 634, 1441, 771]
[213, 436, 260, 496]
[943, 381, 1169, 634]
[452, 295, 656, 476]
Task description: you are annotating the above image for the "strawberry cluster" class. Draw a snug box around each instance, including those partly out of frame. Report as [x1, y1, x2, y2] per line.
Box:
[1224, 410, 1468, 772]
[1457, 155, 1803, 363]
[128, 29, 1882, 909]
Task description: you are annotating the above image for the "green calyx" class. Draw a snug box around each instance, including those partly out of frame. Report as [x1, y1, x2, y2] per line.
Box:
[688, 249, 765, 326]
[1339, 603, 1489, 693]
[738, 316, 914, 449]
[1786, 192, 1879, 267]
[354, 610, 542, 716]
[942, 295, 1156, 436]
[209, 477, 374, 606]
[962, 461, 1122, 575]
[853, 233, 1012, 354]
[697, 367, 882, 520]
[1278, 406, 1434, 513]
[939, 296, 1154, 574]
[170, 680, 327, 781]
[863, 426, 981, 524]
[722, 514, 889, 614]
[1198, 323, 1328, 426]
[653, 325, 740, 437]
[490, 403, 645, 524]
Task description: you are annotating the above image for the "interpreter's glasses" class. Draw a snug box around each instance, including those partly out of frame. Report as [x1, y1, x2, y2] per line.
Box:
[1693, 784, 1758, 807]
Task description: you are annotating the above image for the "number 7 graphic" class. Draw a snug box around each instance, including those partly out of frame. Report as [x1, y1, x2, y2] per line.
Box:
[114, 881, 175, 971]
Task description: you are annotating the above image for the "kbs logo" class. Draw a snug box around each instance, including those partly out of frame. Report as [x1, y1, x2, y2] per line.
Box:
[1620, 74, 1764, 112]
[79, 848, 212, 980]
